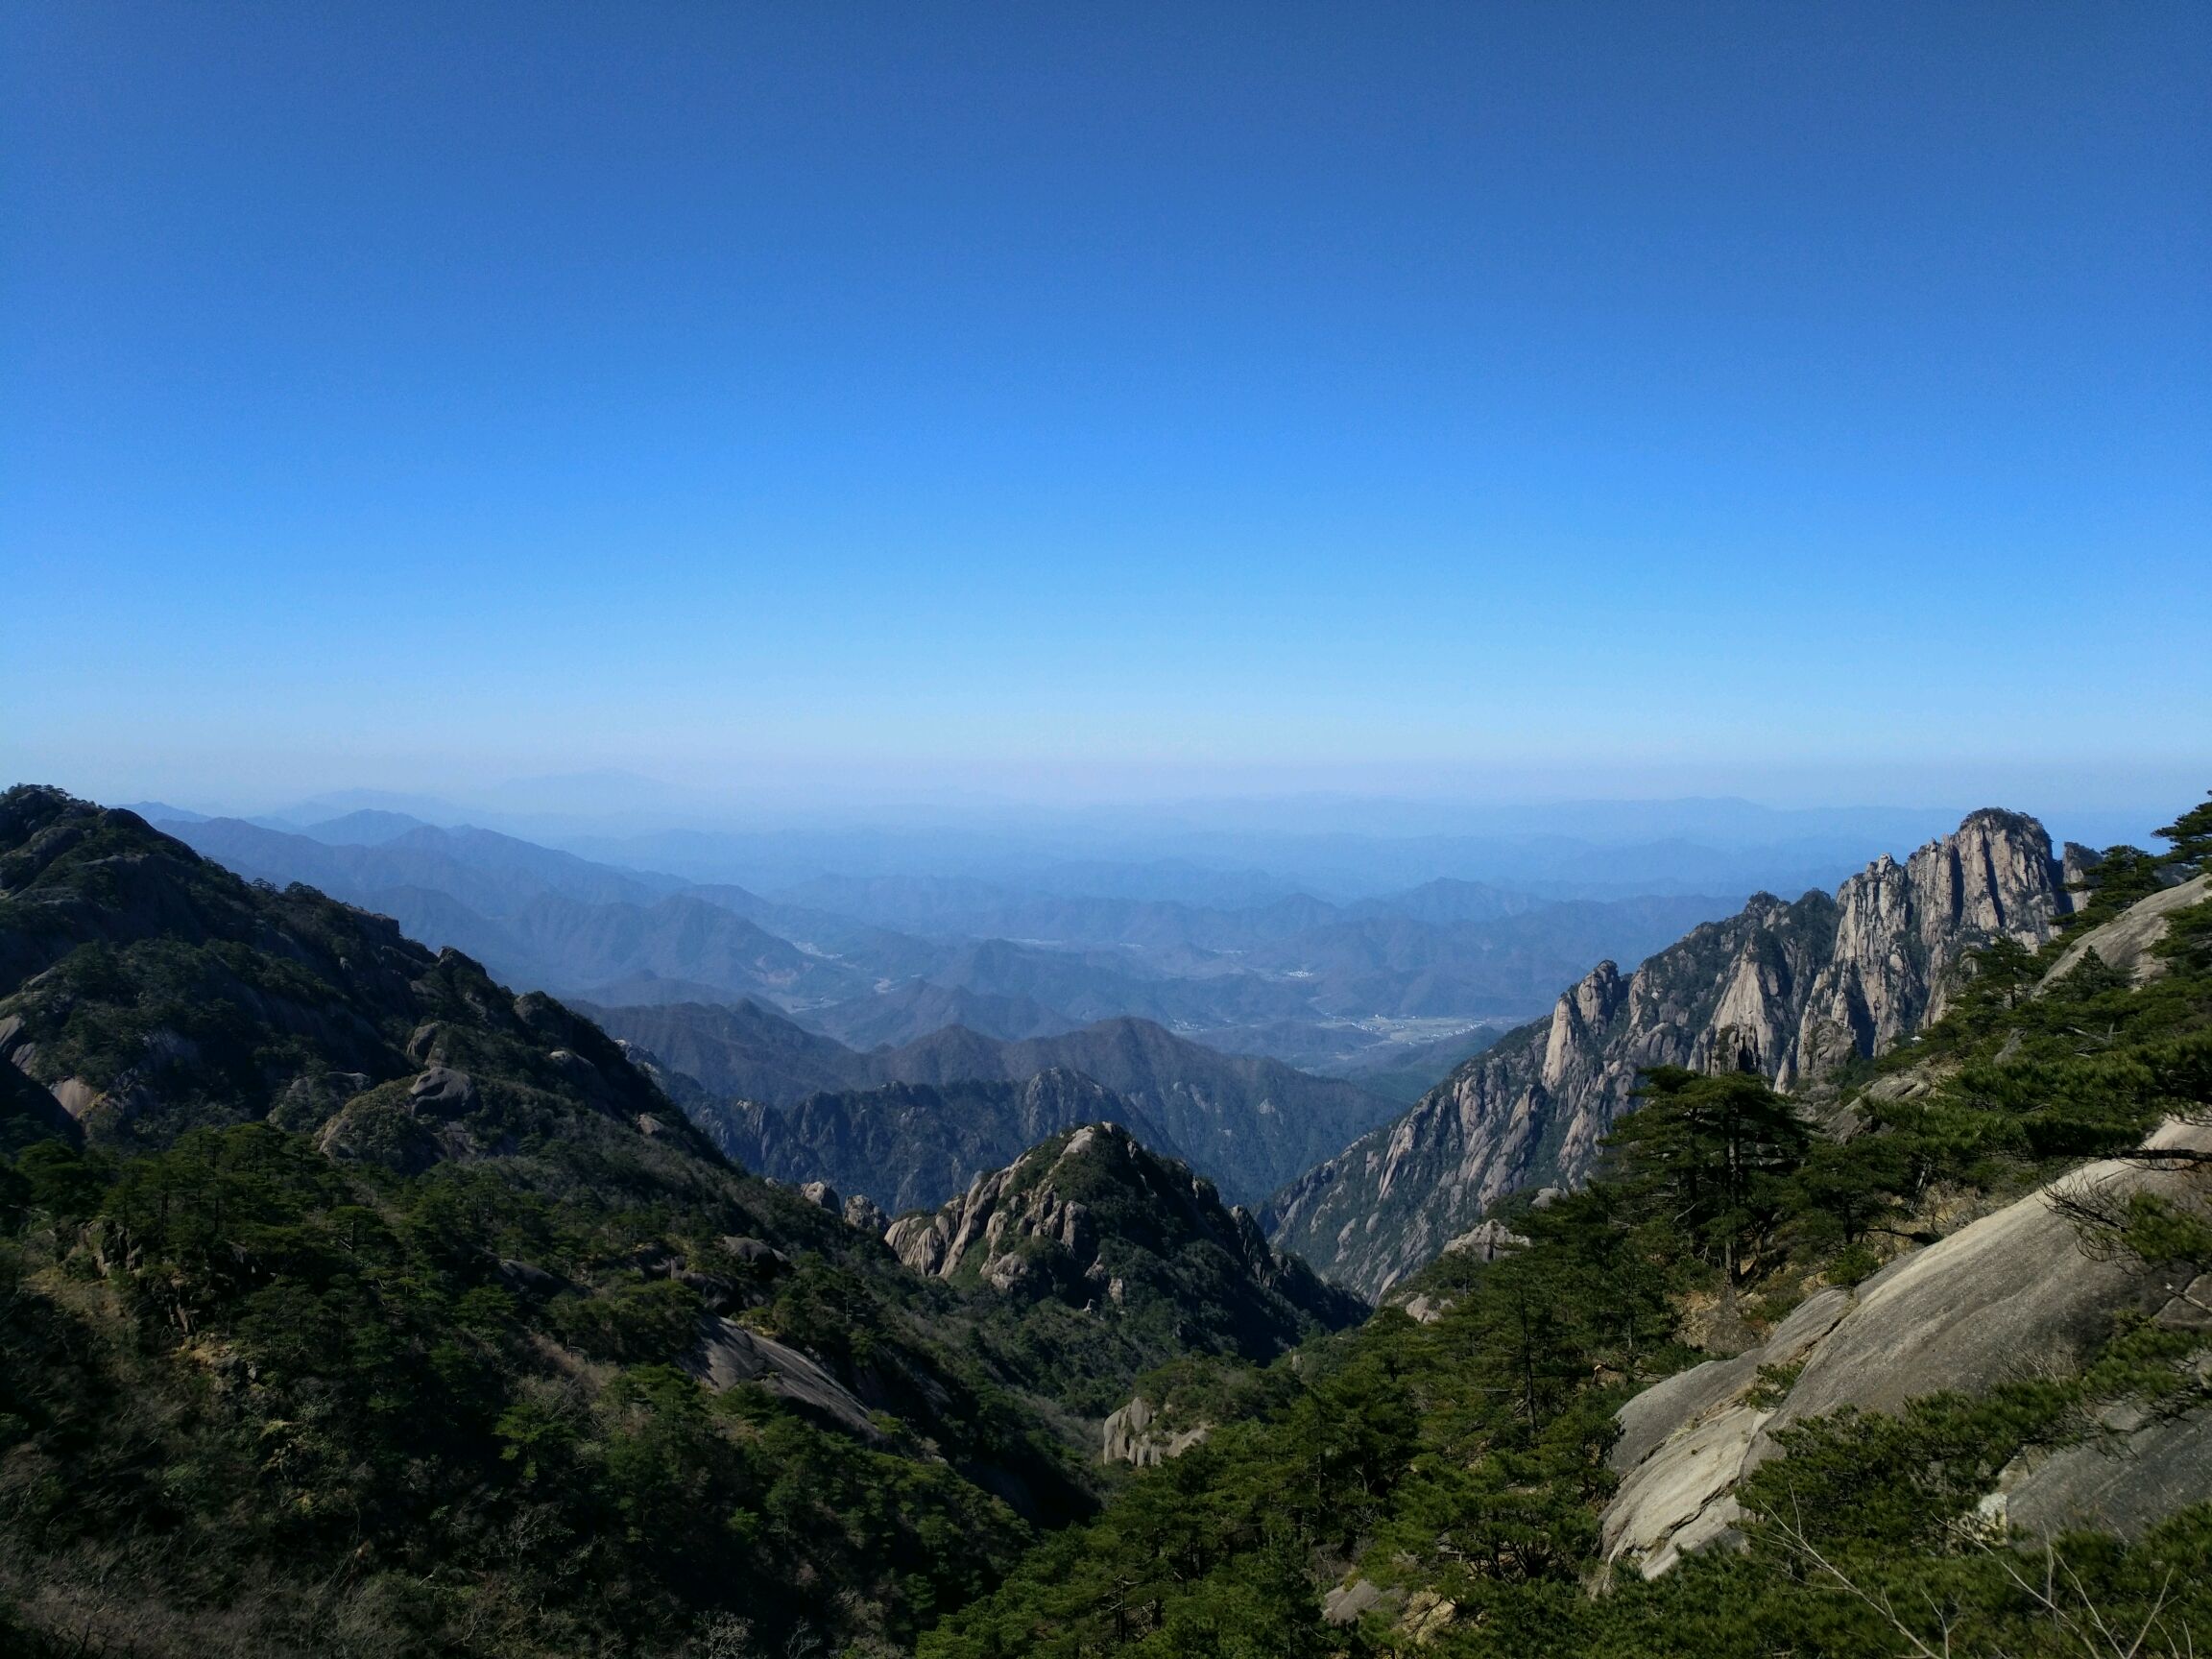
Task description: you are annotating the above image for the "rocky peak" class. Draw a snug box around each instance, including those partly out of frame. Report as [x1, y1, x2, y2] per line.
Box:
[1101, 1392, 1211, 1467]
[1268, 809, 2080, 1297]
[1791, 807, 2070, 1083]
[886, 1122, 1190, 1285]
[885, 1120, 1362, 1357]
[1542, 961, 1625, 1090]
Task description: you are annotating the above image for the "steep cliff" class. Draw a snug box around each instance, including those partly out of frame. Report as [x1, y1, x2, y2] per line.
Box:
[1268, 810, 2076, 1295]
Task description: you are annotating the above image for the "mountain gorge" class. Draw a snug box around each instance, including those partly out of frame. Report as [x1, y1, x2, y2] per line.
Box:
[1269, 809, 2092, 1295]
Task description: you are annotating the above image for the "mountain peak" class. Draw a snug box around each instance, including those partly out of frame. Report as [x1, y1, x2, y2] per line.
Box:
[1270, 808, 2080, 1296]
[885, 1119, 1362, 1358]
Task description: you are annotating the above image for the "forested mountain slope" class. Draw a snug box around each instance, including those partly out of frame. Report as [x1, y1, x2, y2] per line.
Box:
[924, 800, 2212, 1656]
[1270, 808, 2089, 1294]
[0, 788, 1248, 1655]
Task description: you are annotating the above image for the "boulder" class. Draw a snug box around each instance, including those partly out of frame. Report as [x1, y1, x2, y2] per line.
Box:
[1101, 1393, 1210, 1466]
[717, 1235, 790, 1269]
[843, 1193, 887, 1234]
[407, 1066, 477, 1118]
[682, 1316, 878, 1439]
[1322, 1576, 1402, 1626]
[316, 1094, 444, 1175]
[1401, 1293, 1454, 1324]
[1442, 1218, 1526, 1261]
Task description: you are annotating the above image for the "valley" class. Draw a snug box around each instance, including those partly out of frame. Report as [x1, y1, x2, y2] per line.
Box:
[6, 783, 2208, 1656]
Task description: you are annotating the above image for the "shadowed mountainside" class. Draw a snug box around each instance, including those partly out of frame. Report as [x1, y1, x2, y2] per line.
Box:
[589, 998, 1401, 1208]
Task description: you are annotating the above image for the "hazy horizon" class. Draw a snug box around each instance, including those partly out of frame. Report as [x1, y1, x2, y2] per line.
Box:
[40, 768, 2181, 893]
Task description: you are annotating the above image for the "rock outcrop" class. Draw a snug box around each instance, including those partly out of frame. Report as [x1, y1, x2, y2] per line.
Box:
[885, 1121, 1363, 1361]
[2036, 872, 2211, 993]
[1268, 811, 2077, 1296]
[1599, 1117, 2212, 1576]
[1100, 1393, 1210, 1466]
[683, 1315, 880, 1438]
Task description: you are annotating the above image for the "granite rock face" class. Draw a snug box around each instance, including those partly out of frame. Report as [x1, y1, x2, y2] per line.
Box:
[1268, 811, 2076, 1296]
[1793, 810, 2084, 1081]
[682, 1315, 880, 1438]
[2036, 872, 2211, 993]
[883, 1121, 1362, 1363]
[1100, 1392, 1210, 1466]
[1599, 1117, 2212, 1577]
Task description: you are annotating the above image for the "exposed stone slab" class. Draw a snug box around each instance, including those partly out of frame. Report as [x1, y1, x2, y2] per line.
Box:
[2000, 1406, 2212, 1542]
[1747, 1119, 2212, 1470]
[2038, 873, 2209, 993]
[683, 1315, 878, 1439]
[1602, 1118, 2212, 1577]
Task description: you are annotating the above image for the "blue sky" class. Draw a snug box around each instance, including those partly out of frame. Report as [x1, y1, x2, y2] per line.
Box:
[4, 2, 2207, 817]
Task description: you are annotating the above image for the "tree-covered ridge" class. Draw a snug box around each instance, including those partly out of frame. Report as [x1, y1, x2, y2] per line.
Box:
[1, 1122, 1069, 1655]
[0, 788, 1107, 1654]
[0, 784, 715, 1166]
[920, 800, 2212, 1657]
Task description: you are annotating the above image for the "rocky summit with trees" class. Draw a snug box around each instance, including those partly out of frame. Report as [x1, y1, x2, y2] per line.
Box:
[3, 784, 2210, 1656]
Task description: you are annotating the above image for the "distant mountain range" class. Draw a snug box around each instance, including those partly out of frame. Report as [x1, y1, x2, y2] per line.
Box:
[592, 999, 1402, 1209]
[149, 809, 1753, 1084]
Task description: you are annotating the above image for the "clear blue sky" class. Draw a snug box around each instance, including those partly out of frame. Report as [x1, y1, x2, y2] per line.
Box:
[4, 2, 2207, 815]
